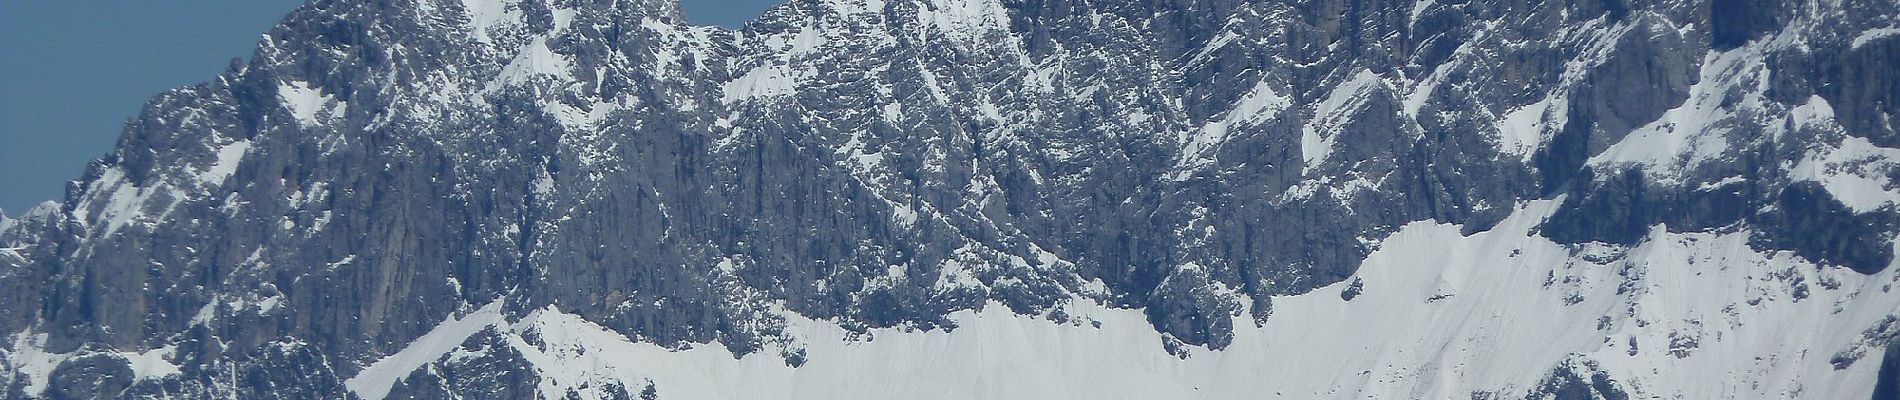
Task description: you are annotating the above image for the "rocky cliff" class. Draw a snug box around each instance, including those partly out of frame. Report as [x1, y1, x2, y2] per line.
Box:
[3, 0, 1900, 398]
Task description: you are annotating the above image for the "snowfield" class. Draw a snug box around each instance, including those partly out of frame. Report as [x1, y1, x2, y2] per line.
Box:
[352, 199, 1900, 399]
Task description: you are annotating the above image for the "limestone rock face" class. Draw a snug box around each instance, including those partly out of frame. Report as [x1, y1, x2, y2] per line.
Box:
[3, 0, 1900, 398]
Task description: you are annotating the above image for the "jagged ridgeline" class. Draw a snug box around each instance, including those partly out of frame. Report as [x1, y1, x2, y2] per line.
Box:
[3, 0, 1900, 398]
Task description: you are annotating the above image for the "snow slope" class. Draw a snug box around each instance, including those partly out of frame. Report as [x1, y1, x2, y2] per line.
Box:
[353, 200, 1900, 399]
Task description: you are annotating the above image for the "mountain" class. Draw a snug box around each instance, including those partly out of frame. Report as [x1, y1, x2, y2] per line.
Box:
[4, 0, 1900, 397]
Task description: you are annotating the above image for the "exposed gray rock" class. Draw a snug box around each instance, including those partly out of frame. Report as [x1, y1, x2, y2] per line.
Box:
[0, 0, 1895, 397]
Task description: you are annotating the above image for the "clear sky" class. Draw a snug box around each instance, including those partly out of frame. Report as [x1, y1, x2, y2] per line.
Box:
[0, 0, 778, 216]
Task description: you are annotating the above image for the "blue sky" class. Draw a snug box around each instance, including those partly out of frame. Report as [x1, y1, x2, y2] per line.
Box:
[0, 1, 777, 215]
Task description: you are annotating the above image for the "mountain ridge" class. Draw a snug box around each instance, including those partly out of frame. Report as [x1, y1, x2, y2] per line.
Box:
[4, 0, 1900, 397]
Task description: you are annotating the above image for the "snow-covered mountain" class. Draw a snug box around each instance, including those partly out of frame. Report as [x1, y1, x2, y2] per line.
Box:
[4, 0, 1900, 397]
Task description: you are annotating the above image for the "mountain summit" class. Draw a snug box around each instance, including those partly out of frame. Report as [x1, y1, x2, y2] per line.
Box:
[4, 0, 1900, 398]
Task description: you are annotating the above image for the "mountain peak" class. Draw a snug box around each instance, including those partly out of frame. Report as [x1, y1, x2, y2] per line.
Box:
[5, 0, 1900, 398]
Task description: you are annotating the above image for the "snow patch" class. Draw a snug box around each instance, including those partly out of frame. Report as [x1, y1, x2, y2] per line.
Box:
[3, 332, 183, 397]
[4, 332, 67, 396]
[1791, 133, 1900, 213]
[197, 139, 253, 185]
[1852, 27, 1900, 49]
[72, 167, 187, 238]
[116, 345, 183, 381]
[490, 37, 572, 90]
[1301, 69, 1385, 173]
[723, 65, 798, 104]
[279, 80, 340, 127]
[916, 0, 1011, 41]
[345, 299, 507, 400]
[460, 0, 521, 44]
[1493, 96, 1562, 161]
[1409, 0, 1437, 26]
[1230, 78, 1291, 124]
[1590, 49, 1765, 183]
